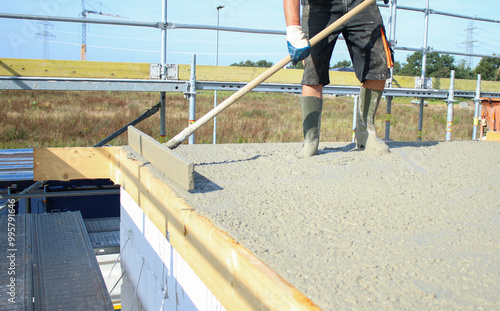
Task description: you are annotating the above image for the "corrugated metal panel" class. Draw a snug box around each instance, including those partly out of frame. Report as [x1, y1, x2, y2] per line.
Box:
[0, 149, 34, 182]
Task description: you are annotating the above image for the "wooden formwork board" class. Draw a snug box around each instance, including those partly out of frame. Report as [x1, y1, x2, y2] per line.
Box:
[486, 131, 500, 141]
[32, 144, 319, 310]
[127, 126, 194, 191]
[0, 58, 150, 79]
[33, 147, 115, 181]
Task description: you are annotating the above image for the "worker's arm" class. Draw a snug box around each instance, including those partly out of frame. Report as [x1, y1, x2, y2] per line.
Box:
[283, 0, 310, 65]
[283, 0, 301, 26]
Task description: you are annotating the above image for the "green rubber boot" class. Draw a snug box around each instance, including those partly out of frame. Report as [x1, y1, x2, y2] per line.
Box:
[356, 87, 390, 154]
[298, 96, 323, 158]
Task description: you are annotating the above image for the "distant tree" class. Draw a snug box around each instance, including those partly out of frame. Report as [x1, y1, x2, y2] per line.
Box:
[474, 55, 500, 81]
[454, 59, 475, 80]
[331, 60, 352, 69]
[230, 60, 253, 67]
[288, 59, 354, 70]
[399, 51, 456, 78]
[230, 60, 273, 68]
[428, 53, 456, 78]
[392, 60, 402, 75]
[255, 60, 273, 68]
[243, 60, 255, 67]
[399, 52, 422, 76]
[288, 61, 304, 69]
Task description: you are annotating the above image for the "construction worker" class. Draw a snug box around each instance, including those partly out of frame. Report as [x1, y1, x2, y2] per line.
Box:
[284, 0, 393, 157]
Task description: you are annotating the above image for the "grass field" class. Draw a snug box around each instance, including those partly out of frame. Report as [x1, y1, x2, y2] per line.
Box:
[0, 90, 477, 149]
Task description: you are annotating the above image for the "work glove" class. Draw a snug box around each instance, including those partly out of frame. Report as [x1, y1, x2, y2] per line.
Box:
[383, 0, 389, 4]
[286, 26, 311, 65]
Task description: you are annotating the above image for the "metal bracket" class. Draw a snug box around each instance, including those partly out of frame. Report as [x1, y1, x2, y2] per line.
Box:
[149, 63, 161, 80]
[150, 64, 179, 80]
[415, 77, 433, 89]
[166, 64, 179, 80]
[183, 90, 201, 99]
[385, 77, 393, 89]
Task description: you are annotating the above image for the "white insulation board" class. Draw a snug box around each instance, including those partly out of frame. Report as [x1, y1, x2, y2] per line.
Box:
[120, 189, 225, 311]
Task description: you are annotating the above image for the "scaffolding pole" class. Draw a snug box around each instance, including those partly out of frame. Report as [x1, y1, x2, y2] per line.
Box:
[417, 0, 430, 141]
[385, 0, 397, 141]
[160, 0, 168, 143]
[472, 75, 482, 140]
[445, 70, 456, 141]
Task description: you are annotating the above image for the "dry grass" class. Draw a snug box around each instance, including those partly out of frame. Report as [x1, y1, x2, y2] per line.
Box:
[0, 90, 476, 149]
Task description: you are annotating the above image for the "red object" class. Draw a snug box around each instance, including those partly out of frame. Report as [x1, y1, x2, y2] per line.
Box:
[481, 98, 500, 132]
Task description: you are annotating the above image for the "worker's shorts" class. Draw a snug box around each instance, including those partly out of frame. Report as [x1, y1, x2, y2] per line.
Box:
[301, 0, 393, 86]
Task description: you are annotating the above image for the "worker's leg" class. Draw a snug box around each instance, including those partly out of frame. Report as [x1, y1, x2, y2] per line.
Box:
[341, 1, 391, 153]
[362, 79, 385, 91]
[298, 85, 323, 158]
[297, 1, 339, 157]
[302, 84, 323, 98]
[356, 79, 390, 154]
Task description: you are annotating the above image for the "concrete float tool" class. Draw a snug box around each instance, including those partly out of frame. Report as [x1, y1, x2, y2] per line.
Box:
[165, 0, 376, 150]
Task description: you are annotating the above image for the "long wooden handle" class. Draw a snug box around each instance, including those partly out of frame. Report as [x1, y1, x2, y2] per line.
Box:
[165, 0, 376, 149]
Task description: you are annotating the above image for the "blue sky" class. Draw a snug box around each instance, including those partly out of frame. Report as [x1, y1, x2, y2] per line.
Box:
[1, 0, 499, 68]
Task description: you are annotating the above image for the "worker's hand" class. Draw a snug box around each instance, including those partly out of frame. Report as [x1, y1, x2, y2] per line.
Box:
[286, 26, 311, 65]
[383, 0, 389, 4]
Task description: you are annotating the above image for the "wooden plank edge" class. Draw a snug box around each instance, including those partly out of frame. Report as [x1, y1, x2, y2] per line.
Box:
[127, 126, 194, 191]
[113, 147, 320, 311]
[33, 147, 117, 181]
[0, 58, 150, 79]
[485, 131, 500, 141]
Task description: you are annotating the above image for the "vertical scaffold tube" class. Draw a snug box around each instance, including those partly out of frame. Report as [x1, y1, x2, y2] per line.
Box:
[188, 55, 197, 144]
[160, 0, 168, 143]
[385, 96, 392, 140]
[352, 95, 358, 143]
[385, 0, 397, 141]
[418, 0, 430, 141]
[472, 74, 482, 140]
[214, 5, 223, 144]
[160, 93, 166, 142]
[445, 70, 456, 141]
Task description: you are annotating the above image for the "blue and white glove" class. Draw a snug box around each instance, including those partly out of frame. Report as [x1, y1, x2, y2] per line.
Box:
[286, 26, 311, 65]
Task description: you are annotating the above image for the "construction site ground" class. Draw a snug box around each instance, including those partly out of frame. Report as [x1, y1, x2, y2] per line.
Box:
[164, 140, 500, 310]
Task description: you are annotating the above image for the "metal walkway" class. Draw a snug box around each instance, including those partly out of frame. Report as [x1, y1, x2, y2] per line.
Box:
[85, 217, 120, 255]
[0, 214, 32, 311]
[0, 212, 113, 310]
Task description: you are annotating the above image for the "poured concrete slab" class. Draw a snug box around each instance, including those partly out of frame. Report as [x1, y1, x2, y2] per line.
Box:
[164, 141, 500, 310]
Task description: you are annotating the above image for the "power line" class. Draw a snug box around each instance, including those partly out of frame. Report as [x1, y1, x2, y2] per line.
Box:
[477, 27, 500, 39]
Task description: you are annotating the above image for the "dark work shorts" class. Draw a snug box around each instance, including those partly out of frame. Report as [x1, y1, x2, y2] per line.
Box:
[301, 0, 393, 86]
